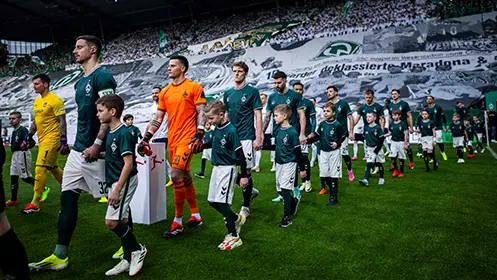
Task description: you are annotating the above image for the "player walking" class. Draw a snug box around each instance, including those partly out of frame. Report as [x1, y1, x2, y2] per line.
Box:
[388, 89, 415, 169]
[425, 96, 448, 160]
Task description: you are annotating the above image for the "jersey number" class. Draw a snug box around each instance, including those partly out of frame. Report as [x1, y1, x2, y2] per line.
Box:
[172, 155, 181, 166]
[99, 181, 109, 195]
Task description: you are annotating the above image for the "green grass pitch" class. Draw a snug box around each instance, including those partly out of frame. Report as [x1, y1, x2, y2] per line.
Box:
[2, 145, 497, 280]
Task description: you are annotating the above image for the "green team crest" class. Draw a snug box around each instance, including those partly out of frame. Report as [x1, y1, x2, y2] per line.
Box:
[315, 41, 362, 59]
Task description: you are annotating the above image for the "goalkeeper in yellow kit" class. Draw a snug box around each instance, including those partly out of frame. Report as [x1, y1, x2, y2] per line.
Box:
[21, 74, 69, 214]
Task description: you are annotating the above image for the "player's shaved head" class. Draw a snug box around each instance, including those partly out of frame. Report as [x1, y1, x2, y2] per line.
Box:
[9, 111, 22, 119]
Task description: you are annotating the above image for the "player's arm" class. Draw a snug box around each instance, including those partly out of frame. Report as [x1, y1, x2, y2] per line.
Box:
[374, 134, 385, 154]
[56, 114, 70, 155]
[353, 113, 361, 126]
[254, 109, 263, 150]
[235, 147, 249, 187]
[28, 121, 37, 137]
[263, 110, 272, 133]
[108, 154, 133, 206]
[294, 145, 307, 178]
[298, 108, 306, 143]
[403, 129, 409, 148]
[347, 113, 354, 139]
[407, 111, 414, 132]
[138, 109, 165, 156]
[190, 103, 207, 154]
[379, 116, 385, 131]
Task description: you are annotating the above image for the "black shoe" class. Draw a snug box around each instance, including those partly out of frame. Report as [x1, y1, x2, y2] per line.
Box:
[194, 173, 205, 179]
[162, 222, 184, 238]
[433, 161, 439, 171]
[326, 196, 338, 206]
[279, 216, 293, 228]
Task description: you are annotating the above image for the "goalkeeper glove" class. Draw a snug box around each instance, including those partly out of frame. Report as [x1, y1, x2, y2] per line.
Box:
[59, 135, 70, 155]
[190, 128, 204, 154]
[137, 132, 153, 157]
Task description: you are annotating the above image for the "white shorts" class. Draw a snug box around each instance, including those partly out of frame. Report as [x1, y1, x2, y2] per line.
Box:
[105, 175, 138, 220]
[390, 141, 406, 159]
[366, 146, 385, 163]
[241, 140, 255, 169]
[208, 165, 237, 204]
[270, 150, 275, 162]
[10, 151, 32, 178]
[476, 133, 483, 141]
[340, 138, 349, 156]
[453, 136, 464, 148]
[276, 162, 297, 192]
[435, 130, 443, 143]
[202, 148, 212, 161]
[385, 135, 392, 144]
[319, 150, 342, 178]
[467, 140, 473, 146]
[421, 136, 435, 150]
[61, 150, 106, 198]
[301, 144, 309, 154]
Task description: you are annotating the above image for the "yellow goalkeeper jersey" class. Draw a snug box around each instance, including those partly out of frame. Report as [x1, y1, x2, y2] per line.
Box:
[33, 91, 66, 144]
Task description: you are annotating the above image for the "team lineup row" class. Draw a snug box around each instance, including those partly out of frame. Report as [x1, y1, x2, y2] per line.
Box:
[0, 34, 486, 279]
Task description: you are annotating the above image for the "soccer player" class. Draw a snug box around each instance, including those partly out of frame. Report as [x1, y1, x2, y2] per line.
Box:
[123, 114, 142, 144]
[253, 93, 274, 172]
[425, 96, 448, 160]
[359, 112, 386, 186]
[383, 99, 392, 156]
[464, 118, 475, 159]
[455, 101, 468, 121]
[223, 61, 262, 218]
[0, 136, 31, 280]
[386, 110, 409, 177]
[139, 55, 205, 238]
[352, 103, 366, 161]
[306, 102, 346, 205]
[309, 97, 323, 167]
[328, 86, 355, 181]
[293, 82, 316, 192]
[29, 35, 117, 271]
[203, 100, 248, 250]
[446, 113, 465, 163]
[387, 89, 415, 170]
[472, 115, 485, 153]
[95, 95, 147, 276]
[416, 110, 438, 172]
[263, 71, 306, 201]
[150, 86, 173, 187]
[21, 74, 68, 214]
[195, 121, 214, 179]
[269, 104, 306, 227]
[5, 112, 35, 206]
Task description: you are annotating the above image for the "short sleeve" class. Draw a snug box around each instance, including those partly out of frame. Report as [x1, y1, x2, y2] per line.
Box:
[291, 130, 300, 148]
[229, 129, 242, 151]
[266, 95, 274, 112]
[51, 95, 66, 116]
[315, 123, 322, 135]
[118, 130, 135, 156]
[358, 105, 364, 116]
[377, 104, 384, 117]
[96, 71, 117, 97]
[377, 126, 385, 138]
[157, 87, 167, 111]
[296, 94, 304, 110]
[252, 88, 263, 110]
[192, 82, 206, 105]
[307, 100, 316, 115]
[404, 102, 411, 113]
[344, 102, 352, 116]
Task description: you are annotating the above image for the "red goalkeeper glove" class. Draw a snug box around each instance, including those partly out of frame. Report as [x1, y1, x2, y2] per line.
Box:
[190, 129, 204, 154]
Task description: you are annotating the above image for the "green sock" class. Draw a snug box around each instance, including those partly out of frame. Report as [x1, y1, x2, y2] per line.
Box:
[216, 203, 238, 236]
[281, 189, 293, 216]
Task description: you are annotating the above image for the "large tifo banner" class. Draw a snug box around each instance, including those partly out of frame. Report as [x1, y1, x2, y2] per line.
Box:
[1, 12, 496, 140]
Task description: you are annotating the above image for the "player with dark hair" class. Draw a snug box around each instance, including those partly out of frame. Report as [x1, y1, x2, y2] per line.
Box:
[223, 61, 263, 218]
[472, 115, 485, 153]
[328, 85, 355, 181]
[140, 55, 206, 238]
[123, 114, 142, 144]
[293, 82, 316, 192]
[359, 111, 386, 186]
[425, 95, 448, 160]
[29, 35, 117, 271]
[415, 109, 438, 172]
[388, 89, 415, 169]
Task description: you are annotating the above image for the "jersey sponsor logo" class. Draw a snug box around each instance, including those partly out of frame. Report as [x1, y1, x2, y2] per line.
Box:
[98, 88, 114, 97]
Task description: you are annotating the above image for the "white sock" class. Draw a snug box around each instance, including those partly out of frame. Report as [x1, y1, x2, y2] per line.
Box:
[174, 217, 183, 225]
[255, 150, 261, 167]
[353, 143, 358, 157]
[192, 213, 201, 219]
[241, 206, 249, 212]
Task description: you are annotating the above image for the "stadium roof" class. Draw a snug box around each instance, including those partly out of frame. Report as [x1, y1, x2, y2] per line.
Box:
[0, 0, 285, 42]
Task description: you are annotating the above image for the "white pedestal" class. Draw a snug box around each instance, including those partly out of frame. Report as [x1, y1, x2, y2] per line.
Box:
[130, 143, 167, 225]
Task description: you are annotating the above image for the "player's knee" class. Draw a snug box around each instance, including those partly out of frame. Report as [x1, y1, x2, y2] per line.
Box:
[170, 169, 184, 182]
[105, 219, 118, 229]
[35, 166, 47, 179]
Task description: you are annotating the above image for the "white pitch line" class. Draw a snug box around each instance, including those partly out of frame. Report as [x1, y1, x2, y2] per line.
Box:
[487, 145, 497, 161]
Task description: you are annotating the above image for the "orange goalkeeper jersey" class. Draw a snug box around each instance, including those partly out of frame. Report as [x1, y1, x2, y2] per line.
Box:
[157, 78, 206, 148]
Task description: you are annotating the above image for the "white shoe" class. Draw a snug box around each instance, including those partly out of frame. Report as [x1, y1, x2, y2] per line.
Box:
[474, 150, 478, 154]
[299, 184, 305, 191]
[270, 166, 276, 172]
[304, 181, 312, 193]
[481, 148, 485, 153]
[239, 207, 249, 219]
[129, 244, 147, 276]
[218, 234, 243, 251]
[235, 214, 246, 234]
[310, 161, 314, 168]
[105, 259, 130, 276]
[457, 158, 465, 164]
[251, 166, 260, 173]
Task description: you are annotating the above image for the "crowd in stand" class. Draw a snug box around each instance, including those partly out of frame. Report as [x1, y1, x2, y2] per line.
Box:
[434, 0, 497, 19]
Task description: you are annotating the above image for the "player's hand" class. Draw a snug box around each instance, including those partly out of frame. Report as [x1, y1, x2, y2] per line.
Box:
[432, 139, 437, 147]
[108, 189, 120, 206]
[20, 140, 29, 151]
[331, 142, 338, 149]
[299, 170, 306, 178]
[137, 140, 152, 157]
[82, 143, 101, 163]
[27, 136, 36, 149]
[349, 133, 354, 141]
[404, 143, 409, 149]
[443, 128, 448, 132]
[253, 135, 263, 151]
[299, 134, 306, 145]
[239, 177, 249, 188]
[59, 135, 70, 155]
[409, 128, 414, 134]
[190, 129, 204, 154]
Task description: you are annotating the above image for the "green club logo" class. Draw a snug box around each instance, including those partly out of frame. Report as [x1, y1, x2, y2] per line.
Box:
[315, 41, 362, 59]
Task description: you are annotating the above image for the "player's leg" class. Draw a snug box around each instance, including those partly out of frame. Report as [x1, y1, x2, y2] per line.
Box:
[467, 141, 474, 158]
[270, 151, 276, 171]
[360, 147, 374, 186]
[398, 144, 406, 177]
[253, 150, 262, 172]
[240, 140, 258, 217]
[352, 141, 359, 160]
[298, 144, 311, 192]
[422, 137, 430, 171]
[435, 130, 447, 160]
[326, 150, 341, 205]
[7, 151, 22, 205]
[341, 139, 354, 181]
[376, 149, 385, 185]
[311, 143, 318, 166]
[195, 149, 209, 178]
[406, 145, 415, 168]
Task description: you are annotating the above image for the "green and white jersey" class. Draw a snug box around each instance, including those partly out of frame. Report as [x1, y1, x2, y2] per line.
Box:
[74, 67, 117, 152]
[127, 125, 142, 144]
[331, 99, 351, 136]
[419, 120, 435, 137]
[425, 104, 445, 130]
[388, 100, 411, 124]
[105, 124, 138, 185]
[450, 122, 464, 137]
[389, 121, 408, 142]
[302, 97, 316, 136]
[267, 89, 304, 134]
[364, 123, 384, 147]
[472, 120, 484, 134]
[203, 129, 214, 145]
[223, 85, 262, 141]
[465, 125, 475, 140]
[274, 125, 300, 164]
[211, 122, 242, 166]
[358, 102, 384, 125]
[11, 126, 28, 152]
[315, 120, 344, 152]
